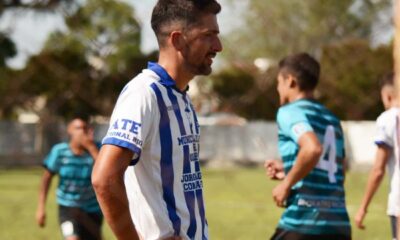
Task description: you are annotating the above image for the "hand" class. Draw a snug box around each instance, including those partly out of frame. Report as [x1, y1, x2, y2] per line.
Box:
[36, 208, 46, 227]
[264, 159, 285, 180]
[79, 128, 96, 150]
[272, 181, 290, 208]
[354, 208, 367, 229]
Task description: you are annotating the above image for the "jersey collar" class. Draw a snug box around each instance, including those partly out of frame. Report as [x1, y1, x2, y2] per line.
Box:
[147, 62, 189, 93]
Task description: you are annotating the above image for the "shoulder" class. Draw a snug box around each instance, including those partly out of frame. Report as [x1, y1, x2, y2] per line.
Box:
[51, 142, 69, 152]
[318, 103, 341, 123]
[125, 70, 158, 93]
[377, 108, 398, 124]
[277, 102, 305, 122]
[117, 69, 160, 103]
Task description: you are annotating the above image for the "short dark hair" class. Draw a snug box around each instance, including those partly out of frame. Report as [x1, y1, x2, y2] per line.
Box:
[379, 72, 394, 89]
[151, 0, 221, 47]
[66, 111, 90, 124]
[278, 53, 320, 91]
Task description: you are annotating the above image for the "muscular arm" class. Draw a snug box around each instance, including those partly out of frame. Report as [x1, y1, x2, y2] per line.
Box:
[36, 169, 54, 227]
[91, 145, 140, 240]
[273, 132, 322, 207]
[355, 145, 390, 229]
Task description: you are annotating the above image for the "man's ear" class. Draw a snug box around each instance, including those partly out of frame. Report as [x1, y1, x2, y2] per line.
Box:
[287, 74, 298, 89]
[170, 31, 185, 51]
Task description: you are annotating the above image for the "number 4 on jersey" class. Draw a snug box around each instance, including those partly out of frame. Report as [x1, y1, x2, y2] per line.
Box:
[316, 125, 338, 183]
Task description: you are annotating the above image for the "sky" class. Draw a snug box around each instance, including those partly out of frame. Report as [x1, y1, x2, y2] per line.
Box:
[0, 0, 245, 69]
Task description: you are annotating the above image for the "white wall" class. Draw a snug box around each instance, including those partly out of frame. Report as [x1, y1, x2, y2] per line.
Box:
[0, 121, 378, 167]
[199, 121, 377, 167]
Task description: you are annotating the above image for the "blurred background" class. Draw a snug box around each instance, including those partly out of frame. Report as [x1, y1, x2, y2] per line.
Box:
[0, 0, 397, 239]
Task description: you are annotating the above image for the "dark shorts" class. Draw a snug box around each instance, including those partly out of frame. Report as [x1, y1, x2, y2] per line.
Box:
[390, 215, 397, 240]
[270, 228, 351, 240]
[58, 205, 103, 240]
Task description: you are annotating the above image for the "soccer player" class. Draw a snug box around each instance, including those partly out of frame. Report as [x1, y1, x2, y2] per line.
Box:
[36, 115, 102, 240]
[354, 73, 400, 240]
[264, 53, 351, 240]
[91, 0, 222, 239]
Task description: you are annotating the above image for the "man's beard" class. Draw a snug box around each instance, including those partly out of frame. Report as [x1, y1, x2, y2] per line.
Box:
[182, 44, 213, 76]
[185, 59, 212, 76]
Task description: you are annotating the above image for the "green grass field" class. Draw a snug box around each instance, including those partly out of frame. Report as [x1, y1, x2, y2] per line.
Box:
[0, 167, 390, 240]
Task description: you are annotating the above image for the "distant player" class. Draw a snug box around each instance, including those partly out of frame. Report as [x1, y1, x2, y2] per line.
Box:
[354, 73, 400, 240]
[91, 0, 222, 239]
[36, 115, 102, 240]
[265, 53, 351, 240]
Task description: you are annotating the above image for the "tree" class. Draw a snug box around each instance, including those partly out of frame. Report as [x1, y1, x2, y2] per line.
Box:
[223, 0, 391, 62]
[206, 0, 393, 120]
[0, 0, 157, 119]
[0, 34, 16, 67]
[319, 39, 393, 120]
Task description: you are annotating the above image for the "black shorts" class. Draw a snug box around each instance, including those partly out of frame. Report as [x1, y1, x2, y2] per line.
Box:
[390, 215, 398, 240]
[270, 228, 351, 240]
[58, 205, 103, 240]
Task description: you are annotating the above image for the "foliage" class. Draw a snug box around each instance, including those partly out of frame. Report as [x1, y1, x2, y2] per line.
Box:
[0, 34, 16, 67]
[319, 39, 393, 120]
[208, 66, 279, 120]
[223, 0, 391, 62]
[208, 0, 393, 120]
[0, 0, 157, 119]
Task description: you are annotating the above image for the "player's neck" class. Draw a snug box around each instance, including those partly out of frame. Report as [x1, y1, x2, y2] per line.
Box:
[157, 54, 193, 92]
[69, 141, 84, 155]
[288, 91, 314, 103]
[388, 102, 400, 109]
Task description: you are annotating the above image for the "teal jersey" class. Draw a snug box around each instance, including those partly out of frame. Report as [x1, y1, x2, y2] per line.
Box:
[43, 142, 101, 213]
[276, 99, 350, 236]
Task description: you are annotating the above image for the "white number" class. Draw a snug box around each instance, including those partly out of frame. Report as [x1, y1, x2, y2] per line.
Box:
[316, 125, 338, 183]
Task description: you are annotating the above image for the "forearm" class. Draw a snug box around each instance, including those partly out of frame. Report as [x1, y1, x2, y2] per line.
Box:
[283, 148, 321, 188]
[359, 169, 385, 211]
[37, 172, 52, 210]
[86, 144, 99, 160]
[359, 146, 389, 212]
[94, 177, 140, 240]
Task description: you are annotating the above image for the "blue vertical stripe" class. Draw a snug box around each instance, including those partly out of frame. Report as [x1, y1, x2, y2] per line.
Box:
[166, 88, 197, 238]
[150, 83, 181, 236]
[186, 95, 207, 239]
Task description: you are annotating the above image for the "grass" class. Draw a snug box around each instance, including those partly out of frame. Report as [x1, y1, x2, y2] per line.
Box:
[0, 167, 390, 240]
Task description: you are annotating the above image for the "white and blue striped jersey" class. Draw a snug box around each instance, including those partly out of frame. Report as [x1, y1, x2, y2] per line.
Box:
[102, 62, 207, 240]
[374, 107, 400, 216]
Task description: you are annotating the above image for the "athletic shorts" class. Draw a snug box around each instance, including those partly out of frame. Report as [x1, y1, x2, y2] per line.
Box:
[390, 215, 397, 240]
[270, 228, 351, 240]
[58, 205, 103, 240]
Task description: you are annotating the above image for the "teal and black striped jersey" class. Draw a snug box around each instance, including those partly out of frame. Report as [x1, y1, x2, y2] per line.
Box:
[276, 99, 351, 236]
[43, 142, 101, 213]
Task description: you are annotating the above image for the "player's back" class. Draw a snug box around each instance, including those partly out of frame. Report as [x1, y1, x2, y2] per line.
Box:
[277, 99, 351, 236]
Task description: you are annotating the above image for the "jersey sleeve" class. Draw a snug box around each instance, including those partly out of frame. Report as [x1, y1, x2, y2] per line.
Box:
[374, 113, 394, 148]
[102, 83, 157, 161]
[277, 106, 314, 143]
[43, 146, 61, 173]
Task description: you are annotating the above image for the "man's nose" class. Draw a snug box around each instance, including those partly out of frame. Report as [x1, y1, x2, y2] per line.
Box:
[213, 36, 223, 52]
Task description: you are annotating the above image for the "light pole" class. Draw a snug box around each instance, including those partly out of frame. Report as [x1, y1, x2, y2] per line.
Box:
[395, 0, 400, 101]
[395, 2, 400, 239]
